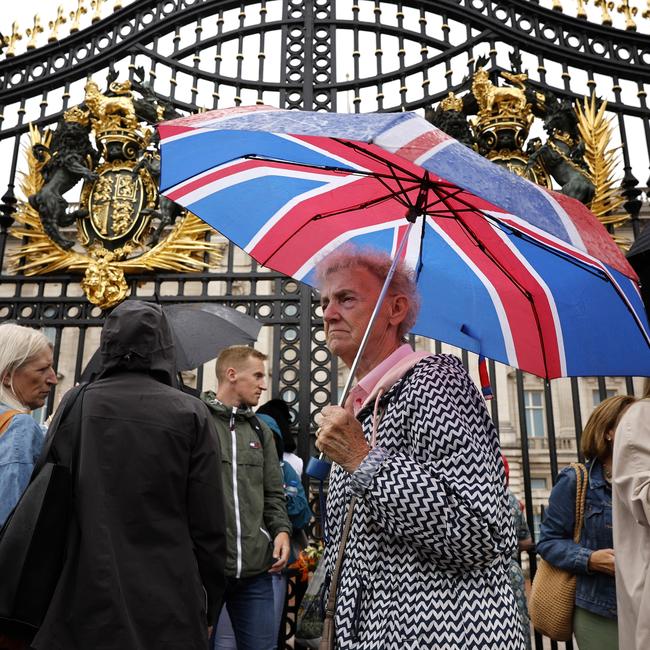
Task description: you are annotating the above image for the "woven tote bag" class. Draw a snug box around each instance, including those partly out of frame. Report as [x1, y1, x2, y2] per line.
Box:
[529, 463, 588, 641]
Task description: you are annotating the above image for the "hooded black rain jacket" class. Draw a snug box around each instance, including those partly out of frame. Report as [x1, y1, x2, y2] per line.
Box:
[33, 301, 227, 650]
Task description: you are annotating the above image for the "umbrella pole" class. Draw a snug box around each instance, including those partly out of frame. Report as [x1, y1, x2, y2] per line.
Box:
[308, 219, 416, 480]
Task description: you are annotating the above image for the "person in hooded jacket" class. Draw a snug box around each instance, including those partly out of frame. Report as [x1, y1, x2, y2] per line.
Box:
[32, 300, 227, 650]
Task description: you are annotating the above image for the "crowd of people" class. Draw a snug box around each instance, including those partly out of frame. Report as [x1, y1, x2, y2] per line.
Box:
[0, 245, 647, 650]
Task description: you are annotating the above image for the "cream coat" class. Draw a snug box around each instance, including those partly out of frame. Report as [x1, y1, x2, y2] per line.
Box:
[613, 399, 650, 650]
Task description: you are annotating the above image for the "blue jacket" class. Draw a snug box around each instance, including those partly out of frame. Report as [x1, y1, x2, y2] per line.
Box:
[537, 459, 616, 620]
[0, 403, 45, 526]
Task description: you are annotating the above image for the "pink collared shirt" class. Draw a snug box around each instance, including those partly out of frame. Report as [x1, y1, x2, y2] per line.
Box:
[347, 343, 415, 416]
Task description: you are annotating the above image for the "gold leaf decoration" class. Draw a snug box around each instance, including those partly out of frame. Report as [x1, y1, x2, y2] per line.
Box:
[575, 95, 628, 245]
[117, 213, 223, 273]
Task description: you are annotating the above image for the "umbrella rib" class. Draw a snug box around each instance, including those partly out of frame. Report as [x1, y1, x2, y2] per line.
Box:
[428, 183, 612, 279]
[246, 147, 462, 218]
[244, 154, 417, 185]
[333, 139, 474, 216]
[255, 188, 420, 267]
[333, 138, 459, 190]
[427, 182, 554, 377]
[311, 190, 414, 221]
[244, 152, 428, 214]
[245, 159, 426, 266]
[340, 147, 425, 214]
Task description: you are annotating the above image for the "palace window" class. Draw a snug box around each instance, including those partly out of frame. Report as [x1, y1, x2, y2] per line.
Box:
[524, 389, 545, 437]
[530, 477, 548, 491]
[592, 389, 616, 406]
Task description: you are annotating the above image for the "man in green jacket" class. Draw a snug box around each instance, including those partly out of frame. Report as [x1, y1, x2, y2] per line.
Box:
[202, 345, 291, 650]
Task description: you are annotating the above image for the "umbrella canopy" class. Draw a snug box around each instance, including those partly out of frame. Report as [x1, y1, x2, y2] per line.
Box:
[81, 302, 262, 381]
[627, 223, 650, 317]
[164, 302, 262, 370]
[158, 106, 650, 378]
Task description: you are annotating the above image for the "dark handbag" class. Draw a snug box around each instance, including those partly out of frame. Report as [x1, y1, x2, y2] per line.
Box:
[0, 384, 87, 641]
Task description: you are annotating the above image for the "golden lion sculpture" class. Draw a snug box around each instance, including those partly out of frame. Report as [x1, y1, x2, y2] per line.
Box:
[472, 68, 528, 116]
[84, 80, 138, 130]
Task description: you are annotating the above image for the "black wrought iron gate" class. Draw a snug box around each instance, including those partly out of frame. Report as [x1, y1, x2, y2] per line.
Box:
[1, 1, 648, 648]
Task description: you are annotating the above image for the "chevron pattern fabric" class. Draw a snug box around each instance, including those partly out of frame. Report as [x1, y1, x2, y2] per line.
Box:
[322, 355, 525, 649]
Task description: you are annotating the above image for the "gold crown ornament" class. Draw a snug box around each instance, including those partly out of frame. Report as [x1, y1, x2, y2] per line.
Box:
[63, 106, 91, 126]
[440, 92, 464, 113]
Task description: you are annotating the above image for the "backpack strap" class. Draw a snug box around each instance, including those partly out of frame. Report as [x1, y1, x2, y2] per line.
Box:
[0, 409, 21, 436]
[249, 415, 265, 448]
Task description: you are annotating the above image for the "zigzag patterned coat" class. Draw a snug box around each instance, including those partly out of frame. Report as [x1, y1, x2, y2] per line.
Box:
[322, 355, 525, 649]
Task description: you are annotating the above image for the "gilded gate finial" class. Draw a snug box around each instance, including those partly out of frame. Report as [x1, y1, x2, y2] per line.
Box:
[48, 6, 67, 43]
[3, 22, 23, 57]
[616, 0, 638, 30]
[594, 0, 615, 25]
[26, 16, 44, 50]
[575, 0, 588, 18]
[69, 1, 88, 34]
[90, 0, 105, 24]
[643, 0, 650, 19]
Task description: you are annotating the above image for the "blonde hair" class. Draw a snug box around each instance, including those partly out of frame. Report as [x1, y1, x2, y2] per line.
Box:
[215, 345, 267, 382]
[581, 394, 636, 461]
[314, 244, 420, 338]
[0, 323, 53, 409]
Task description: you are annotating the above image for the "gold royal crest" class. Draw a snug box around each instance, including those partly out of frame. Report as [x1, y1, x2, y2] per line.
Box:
[10, 77, 223, 309]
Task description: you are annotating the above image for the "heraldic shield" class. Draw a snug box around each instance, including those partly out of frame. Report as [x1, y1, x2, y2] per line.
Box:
[10, 71, 222, 310]
[79, 158, 158, 249]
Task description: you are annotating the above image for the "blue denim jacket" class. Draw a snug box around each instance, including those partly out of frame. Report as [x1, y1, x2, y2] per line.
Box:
[0, 403, 45, 526]
[537, 459, 616, 619]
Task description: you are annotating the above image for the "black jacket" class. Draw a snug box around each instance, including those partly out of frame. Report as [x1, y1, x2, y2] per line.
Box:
[33, 301, 227, 650]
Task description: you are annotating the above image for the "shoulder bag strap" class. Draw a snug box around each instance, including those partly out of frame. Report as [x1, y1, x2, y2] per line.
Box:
[320, 400, 388, 650]
[0, 409, 21, 436]
[320, 494, 357, 650]
[571, 462, 588, 544]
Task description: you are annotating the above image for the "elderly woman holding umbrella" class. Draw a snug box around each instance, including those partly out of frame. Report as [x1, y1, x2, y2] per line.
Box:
[314, 245, 524, 649]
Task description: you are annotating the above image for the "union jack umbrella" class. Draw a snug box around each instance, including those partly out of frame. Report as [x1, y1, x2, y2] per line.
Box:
[158, 106, 650, 379]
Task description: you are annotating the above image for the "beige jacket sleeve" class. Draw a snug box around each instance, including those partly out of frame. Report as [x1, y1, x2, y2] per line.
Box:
[613, 399, 650, 650]
[614, 400, 650, 527]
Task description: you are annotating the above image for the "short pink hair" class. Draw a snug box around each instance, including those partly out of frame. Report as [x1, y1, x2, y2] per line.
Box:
[314, 244, 420, 339]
